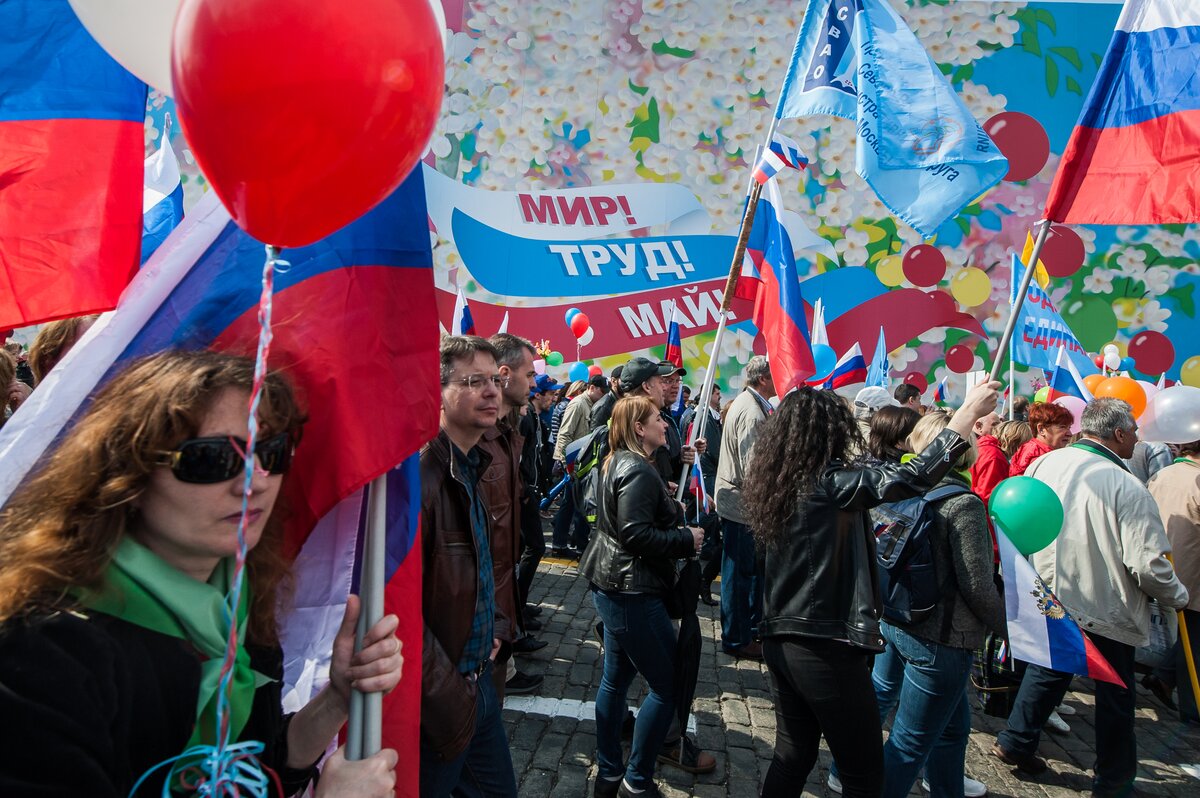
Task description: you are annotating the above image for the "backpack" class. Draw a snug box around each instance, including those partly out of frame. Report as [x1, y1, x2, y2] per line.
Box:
[566, 427, 610, 524]
[872, 484, 970, 626]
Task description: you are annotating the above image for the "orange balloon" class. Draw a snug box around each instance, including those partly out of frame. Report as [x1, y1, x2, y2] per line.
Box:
[1094, 376, 1147, 417]
[1083, 374, 1106, 394]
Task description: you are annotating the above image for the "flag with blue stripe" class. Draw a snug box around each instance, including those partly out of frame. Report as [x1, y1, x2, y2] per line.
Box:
[141, 130, 184, 265]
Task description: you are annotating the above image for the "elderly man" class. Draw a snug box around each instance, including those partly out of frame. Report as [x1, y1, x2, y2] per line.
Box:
[993, 398, 1188, 797]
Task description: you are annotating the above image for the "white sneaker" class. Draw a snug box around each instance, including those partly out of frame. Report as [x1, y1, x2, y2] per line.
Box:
[921, 776, 988, 797]
[1054, 702, 1076, 716]
[828, 772, 843, 794]
[1045, 710, 1071, 735]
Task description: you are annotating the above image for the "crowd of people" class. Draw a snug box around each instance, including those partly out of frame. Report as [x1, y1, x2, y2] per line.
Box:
[0, 323, 1196, 798]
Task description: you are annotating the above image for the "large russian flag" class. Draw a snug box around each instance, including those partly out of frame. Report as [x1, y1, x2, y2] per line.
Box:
[0, 170, 439, 796]
[0, 0, 147, 329]
[1044, 0, 1200, 224]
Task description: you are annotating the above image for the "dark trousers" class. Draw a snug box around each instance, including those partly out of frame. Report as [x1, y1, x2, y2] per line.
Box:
[1155, 608, 1200, 723]
[720, 518, 763, 651]
[419, 661, 517, 798]
[698, 512, 723, 588]
[998, 632, 1137, 797]
[551, 484, 588, 550]
[517, 495, 545, 607]
[762, 636, 884, 798]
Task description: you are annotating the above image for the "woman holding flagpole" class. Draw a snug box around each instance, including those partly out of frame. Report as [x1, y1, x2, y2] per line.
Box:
[743, 381, 998, 797]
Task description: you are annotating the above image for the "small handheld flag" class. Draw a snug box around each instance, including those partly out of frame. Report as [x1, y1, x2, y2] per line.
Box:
[823, 343, 868, 389]
[452, 287, 476, 336]
[141, 121, 184, 265]
[933, 378, 948, 404]
[866, 326, 890, 388]
[752, 149, 790, 186]
[664, 301, 684, 368]
[688, 460, 711, 522]
[1048, 346, 1095, 403]
[768, 132, 809, 170]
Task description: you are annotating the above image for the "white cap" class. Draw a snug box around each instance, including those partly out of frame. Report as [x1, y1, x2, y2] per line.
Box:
[854, 386, 900, 412]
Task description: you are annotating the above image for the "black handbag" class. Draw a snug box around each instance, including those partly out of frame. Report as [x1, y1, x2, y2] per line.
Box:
[972, 633, 1022, 718]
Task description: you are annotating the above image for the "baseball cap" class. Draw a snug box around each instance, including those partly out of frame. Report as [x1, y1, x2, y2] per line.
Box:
[587, 375, 609, 391]
[658, 360, 687, 377]
[854, 386, 901, 412]
[620, 357, 676, 393]
[531, 374, 562, 395]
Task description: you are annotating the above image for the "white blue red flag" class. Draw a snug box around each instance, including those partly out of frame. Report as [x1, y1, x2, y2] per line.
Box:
[452, 287, 476, 335]
[768, 132, 809, 170]
[996, 526, 1124, 686]
[1045, 0, 1200, 224]
[664, 301, 684, 368]
[752, 149, 790, 186]
[774, 0, 1007, 237]
[0, 171, 439, 796]
[688, 460, 711, 521]
[1048, 345, 1095, 403]
[866, 326, 890, 388]
[933, 378, 948, 404]
[823, 343, 868, 389]
[0, 0, 147, 329]
[141, 129, 184, 265]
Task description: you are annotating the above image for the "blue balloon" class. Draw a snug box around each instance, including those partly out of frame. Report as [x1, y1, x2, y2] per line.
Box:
[568, 361, 590, 383]
[1120, 356, 1136, 372]
[565, 307, 581, 326]
[808, 344, 837, 383]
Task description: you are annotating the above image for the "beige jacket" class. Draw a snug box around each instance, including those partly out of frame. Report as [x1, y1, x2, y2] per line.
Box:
[1027, 443, 1189, 647]
[552, 393, 594, 463]
[1148, 460, 1200, 612]
[714, 388, 769, 525]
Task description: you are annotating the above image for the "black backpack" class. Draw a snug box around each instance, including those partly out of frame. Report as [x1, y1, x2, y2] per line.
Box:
[872, 484, 970, 625]
[567, 427, 610, 525]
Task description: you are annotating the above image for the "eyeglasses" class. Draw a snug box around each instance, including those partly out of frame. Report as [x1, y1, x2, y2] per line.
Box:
[156, 433, 293, 484]
[442, 374, 506, 391]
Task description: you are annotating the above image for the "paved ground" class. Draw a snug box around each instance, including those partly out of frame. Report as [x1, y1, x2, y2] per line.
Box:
[503, 555, 1200, 797]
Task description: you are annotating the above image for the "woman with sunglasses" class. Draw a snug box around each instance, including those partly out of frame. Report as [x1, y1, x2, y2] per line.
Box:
[0, 350, 400, 797]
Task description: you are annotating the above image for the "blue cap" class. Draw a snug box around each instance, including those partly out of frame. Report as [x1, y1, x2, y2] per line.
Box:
[531, 374, 563, 396]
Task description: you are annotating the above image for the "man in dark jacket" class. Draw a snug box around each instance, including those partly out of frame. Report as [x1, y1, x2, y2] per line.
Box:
[620, 357, 703, 486]
[419, 335, 517, 796]
[589, 365, 623, 430]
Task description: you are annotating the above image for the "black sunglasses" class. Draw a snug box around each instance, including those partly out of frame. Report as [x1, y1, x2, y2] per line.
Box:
[156, 433, 293, 484]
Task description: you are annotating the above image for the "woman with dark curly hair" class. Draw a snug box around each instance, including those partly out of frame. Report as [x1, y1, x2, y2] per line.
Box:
[742, 381, 999, 798]
[1009, 401, 1074, 476]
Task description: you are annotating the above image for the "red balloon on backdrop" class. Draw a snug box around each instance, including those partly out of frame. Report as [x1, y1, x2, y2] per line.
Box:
[983, 112, 1050, 182]
[902, 245, 946, 287]
[570, 313, 591, 337]
[1127, 330, 1175, 375]
[588, 365, 603, 378]
[904, 372, 929, 393]
[945, 344, 975, 374]
[171, 0, 444, 247]
[1039, 226, 1085, 278]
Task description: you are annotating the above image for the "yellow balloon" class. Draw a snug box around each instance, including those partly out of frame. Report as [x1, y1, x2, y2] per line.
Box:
[1181, 355, 1200, 388]
[876, 254, 904, 287]
[1102, 339, 1128, 358]
[950, 266, 991, 307]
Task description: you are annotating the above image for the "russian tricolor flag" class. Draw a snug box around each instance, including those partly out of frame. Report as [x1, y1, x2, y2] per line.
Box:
[452, 287, 476, 335]
[996, 527, 1124, 686]
[1045, 0, 1200, 224]
[688, 460, 711, 521]
[768, 132, 809, 170]
[664, 301, 684, 368]
[1047, 346, 1095, 403]
[933, 378, 948, 404]
[141, 127, 184, 265]
[0, 0, 147, 329]
[823, 343, 868, 390]
[752, 148, 789, 186]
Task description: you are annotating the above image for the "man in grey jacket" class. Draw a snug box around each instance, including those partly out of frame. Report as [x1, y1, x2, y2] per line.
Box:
[993, 398, 1189, 797]
[714, 355, 775, 659]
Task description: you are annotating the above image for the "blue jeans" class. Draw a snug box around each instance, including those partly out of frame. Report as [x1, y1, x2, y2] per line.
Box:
[551, 483, 587, 550]
[591, 588, 678, 789]
[720, 518, 762, 651]
[418, 661, 517, 798]
[880, 622, 974, 798]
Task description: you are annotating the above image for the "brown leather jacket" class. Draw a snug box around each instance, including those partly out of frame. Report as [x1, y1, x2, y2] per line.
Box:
[419, 431, 490, 760]
[478, 417, 523, 643]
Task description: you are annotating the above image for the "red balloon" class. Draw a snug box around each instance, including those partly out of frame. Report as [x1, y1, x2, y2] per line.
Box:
[570, 312, 591, 337]
[588, 365, 603, 378]
[904, 372, 929, 393]
[172, 0, 444, 247]
[1039, 226, 1085, 278]
[984, 112, 1050, 182]
[902, 245, 946, 287]
[945, 344, 975, 374]
[1127, 330, 1175, 374]
[1093, 354, 1105, 369]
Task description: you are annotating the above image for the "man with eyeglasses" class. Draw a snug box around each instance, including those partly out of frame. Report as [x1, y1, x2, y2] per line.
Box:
[418, 335, 517, 797]
[993, 397, 1188, 797]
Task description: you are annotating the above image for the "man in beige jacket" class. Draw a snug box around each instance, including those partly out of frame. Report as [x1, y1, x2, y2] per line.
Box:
[993, 398, 1188, 797]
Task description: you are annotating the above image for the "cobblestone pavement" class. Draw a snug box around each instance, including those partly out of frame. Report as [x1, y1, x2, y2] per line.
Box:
[504, 557, 1200, 797]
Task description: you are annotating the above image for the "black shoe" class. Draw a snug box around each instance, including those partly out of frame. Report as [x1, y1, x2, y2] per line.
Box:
[524, 605, 543, 617]
[504, 671, 544, 695]
[617, 781, 661, 798]
[1141, 673, 1178, 710]
[549, 547, 580, 559]
[593, 777, 622, 798]
[512, 636, 548, 654]
[699, 582, 718, 606]
[991, 742, 1047, 775]
[656, 735, 717, 774]
[523, 616, 543, 631]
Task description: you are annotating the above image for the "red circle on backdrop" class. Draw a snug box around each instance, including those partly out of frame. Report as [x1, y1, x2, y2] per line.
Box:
[569, 313, 591, 337]
[587, 365, 603, 378]
[0, 329, 11, 342]
[902, 245, 947, 287]
[984, 112, 1050, 182]
[945, 344, 975, 374]
[904, 372, 929, 393]
[1127, 330, 1175, 374]
[1039, 226, 1086, 278]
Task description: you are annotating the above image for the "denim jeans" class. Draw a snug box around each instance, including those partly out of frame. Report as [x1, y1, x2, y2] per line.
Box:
[720, 518, 762, 651]
[418, 661, 518, 798]
[762, 636, 883, 798]
[551, 484, 588, 550]
[591, 588, 678, 790]
[879, 623, 974, 798]
[998, 632, 1137, 797]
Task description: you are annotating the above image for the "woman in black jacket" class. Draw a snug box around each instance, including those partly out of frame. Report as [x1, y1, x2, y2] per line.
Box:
[579, 396, 704, 798]
[742, 382, 998, 798]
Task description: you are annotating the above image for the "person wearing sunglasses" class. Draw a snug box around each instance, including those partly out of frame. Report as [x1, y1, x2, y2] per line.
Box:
[0, 350, 401, 798]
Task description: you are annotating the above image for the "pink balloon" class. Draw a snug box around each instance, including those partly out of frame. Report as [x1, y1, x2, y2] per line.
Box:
[1136, 380, 1159, 404]
[1053, 395, 1087, 435]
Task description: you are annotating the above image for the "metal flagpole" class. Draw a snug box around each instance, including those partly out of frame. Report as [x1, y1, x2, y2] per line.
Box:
[989, 221, 1051, 382]
[347, 472, 389, 758]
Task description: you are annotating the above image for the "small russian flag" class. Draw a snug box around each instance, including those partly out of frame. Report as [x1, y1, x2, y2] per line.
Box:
[823, 344, 868, 389]
[933, 378, 948, 404]
[1047, 346, 1094, 402]
[664, 301, 684, 368]
[689, 460, 711, 521]
[768, 132, 809, 170]
[752, 149, 789, 185]
[452, 287, 476, 336]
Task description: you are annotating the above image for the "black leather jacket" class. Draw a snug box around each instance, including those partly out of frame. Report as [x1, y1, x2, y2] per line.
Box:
[760, 429, 969, 652]
[579, 450, 695, 594]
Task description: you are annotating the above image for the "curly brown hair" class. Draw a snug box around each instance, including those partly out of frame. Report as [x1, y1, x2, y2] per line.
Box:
[743, 387, 864, 549]
[0, 350, 306, 644]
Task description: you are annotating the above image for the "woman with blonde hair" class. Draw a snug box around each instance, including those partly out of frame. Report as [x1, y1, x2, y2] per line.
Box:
[0, 350, 401, 797]
[994, 420, 1033, 459]
[28, 314, 99, 384]
[579, 395, 704, 798]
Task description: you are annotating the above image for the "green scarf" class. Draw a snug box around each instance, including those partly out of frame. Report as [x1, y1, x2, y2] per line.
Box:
[1071, 438, 1131, 472]
[78, 538, 271, 747]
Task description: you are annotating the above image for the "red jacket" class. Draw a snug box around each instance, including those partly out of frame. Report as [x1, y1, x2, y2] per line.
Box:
[970, 435, 1010, 505]
[1010, 437, 1051, 477]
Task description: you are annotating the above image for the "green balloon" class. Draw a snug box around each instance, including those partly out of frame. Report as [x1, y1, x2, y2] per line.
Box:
[546, 351, 564, 367]
[989, 476, 1064, 556]
[1033, 386, 1050, 404]
[1061, 296, 1118, 353]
